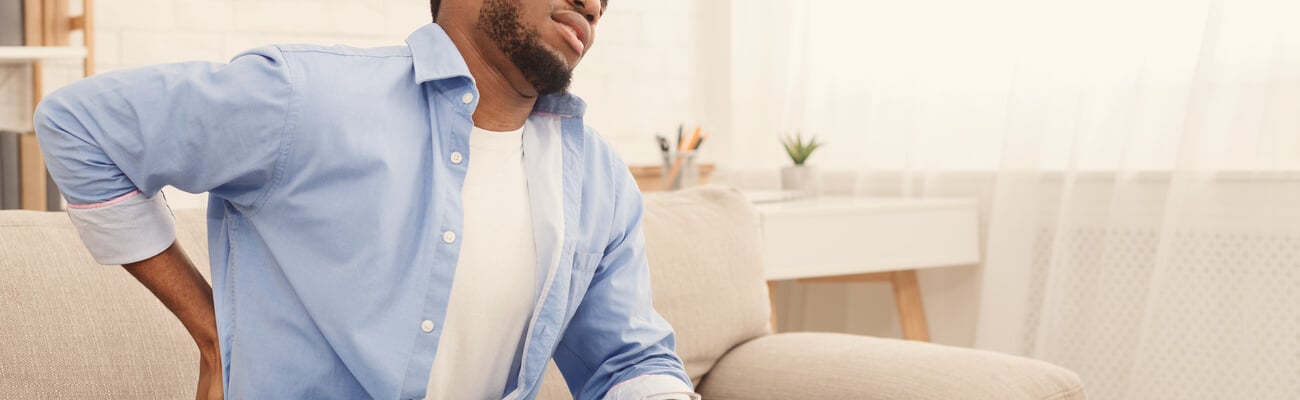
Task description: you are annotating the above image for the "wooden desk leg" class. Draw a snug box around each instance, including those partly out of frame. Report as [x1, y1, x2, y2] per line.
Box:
[767, 281, 778, 333]
[890, 270, 930, 342]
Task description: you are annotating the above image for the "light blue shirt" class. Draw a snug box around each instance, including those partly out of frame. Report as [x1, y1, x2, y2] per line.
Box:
[34, 24, 693, 400]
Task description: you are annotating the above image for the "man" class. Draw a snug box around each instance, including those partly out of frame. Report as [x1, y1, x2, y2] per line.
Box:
[33, 0, 697, 399]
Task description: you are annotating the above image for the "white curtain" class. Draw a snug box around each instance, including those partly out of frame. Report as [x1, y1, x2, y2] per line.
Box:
[720, 0, 1300, 398]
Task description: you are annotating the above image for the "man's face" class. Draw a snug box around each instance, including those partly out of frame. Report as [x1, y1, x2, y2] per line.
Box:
[477, 0, 604, 95]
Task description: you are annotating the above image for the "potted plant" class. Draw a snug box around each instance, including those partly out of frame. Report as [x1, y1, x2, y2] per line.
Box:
[780, 132, 823, 194]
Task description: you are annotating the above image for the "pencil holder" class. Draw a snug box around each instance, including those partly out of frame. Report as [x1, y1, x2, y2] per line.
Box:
[662, 151, 699, 190]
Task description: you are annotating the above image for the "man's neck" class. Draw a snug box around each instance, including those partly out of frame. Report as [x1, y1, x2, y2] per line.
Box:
[442, 27, 537, 131]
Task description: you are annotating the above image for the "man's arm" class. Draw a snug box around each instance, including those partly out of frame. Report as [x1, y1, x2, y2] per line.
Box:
[551, 157, 696, 400]
[123, 243, 222, 400]
[33, 46, 295, 399]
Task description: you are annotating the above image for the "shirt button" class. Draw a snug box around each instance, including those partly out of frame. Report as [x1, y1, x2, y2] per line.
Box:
[442, 231, 456, 244]
[421, 320, 434, 333]
[461, 92, 474, 104]
[450, 151, 463, 165]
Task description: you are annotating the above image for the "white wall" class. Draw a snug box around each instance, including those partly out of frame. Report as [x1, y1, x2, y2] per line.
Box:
[571, 0, 699, 167]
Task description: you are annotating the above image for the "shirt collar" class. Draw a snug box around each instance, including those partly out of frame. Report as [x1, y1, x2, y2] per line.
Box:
[405, 23, 587, 118]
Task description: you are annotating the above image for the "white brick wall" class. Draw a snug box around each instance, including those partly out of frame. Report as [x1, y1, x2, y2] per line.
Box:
[95, 0, 431, 72]
[1, 0, 701, 208]
[573, 0, 699, 166]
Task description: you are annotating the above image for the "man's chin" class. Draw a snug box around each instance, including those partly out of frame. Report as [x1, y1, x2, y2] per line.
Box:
[517, 47, 575, 95]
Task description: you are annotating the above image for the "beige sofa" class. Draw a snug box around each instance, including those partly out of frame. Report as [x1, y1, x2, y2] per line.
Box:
[1, 187, 1083, 399]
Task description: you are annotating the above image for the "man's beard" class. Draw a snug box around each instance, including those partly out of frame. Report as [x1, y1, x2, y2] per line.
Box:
[478, 0, 573, 95]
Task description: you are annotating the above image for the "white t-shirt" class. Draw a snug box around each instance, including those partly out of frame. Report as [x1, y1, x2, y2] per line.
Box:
[426, 125, 537, 399]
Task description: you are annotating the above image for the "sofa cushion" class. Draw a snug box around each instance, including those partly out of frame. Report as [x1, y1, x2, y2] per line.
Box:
[0, 209, 210, 398]
[698, 332, 1085, 400]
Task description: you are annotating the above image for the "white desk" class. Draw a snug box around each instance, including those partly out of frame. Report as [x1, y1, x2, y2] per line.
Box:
[753, 195, 981, 341]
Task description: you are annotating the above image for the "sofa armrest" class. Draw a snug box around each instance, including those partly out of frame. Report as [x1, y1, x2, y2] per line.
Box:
[697, 332, 1084, 400]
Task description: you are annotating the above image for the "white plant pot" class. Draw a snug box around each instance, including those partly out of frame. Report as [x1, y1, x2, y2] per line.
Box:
[780, 165, 820, 195]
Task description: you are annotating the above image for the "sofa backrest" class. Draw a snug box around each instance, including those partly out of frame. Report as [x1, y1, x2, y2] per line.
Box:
[1, 187, 771, 398]
[537, 187, 773, 399]
[637, 187, 772, 379]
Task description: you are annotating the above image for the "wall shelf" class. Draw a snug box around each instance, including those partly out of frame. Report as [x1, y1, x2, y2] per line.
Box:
[0, 46, 87, 63]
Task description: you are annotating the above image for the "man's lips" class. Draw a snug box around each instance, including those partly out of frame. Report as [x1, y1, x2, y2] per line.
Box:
[551, 11, 591, 55]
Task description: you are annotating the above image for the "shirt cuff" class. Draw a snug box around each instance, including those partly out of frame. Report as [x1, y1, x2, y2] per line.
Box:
[605, 374, 699, 400]
[66, 190, 176, 265]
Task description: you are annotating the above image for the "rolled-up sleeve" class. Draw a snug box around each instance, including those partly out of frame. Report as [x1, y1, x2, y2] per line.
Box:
[33, 45, 294, 265]
[551, 156, 696, 400]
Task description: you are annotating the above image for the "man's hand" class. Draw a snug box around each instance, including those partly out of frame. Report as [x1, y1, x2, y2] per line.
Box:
[122, 242, 222, 400]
